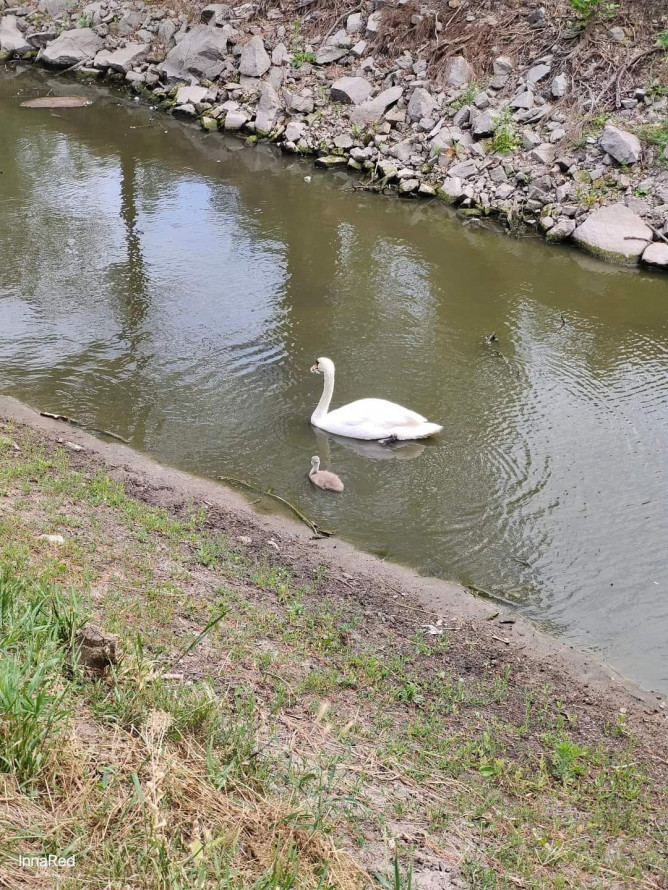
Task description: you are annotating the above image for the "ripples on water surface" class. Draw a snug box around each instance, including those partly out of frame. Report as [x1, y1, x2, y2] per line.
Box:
[1, 68, 667, 692]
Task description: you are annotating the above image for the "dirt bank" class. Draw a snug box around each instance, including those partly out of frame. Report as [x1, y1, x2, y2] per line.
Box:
[1, 395, 667, 888]
[1, 0, 668, 268]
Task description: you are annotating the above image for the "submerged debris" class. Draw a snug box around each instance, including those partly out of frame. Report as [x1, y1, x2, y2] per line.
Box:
[21, 96, 92, 108]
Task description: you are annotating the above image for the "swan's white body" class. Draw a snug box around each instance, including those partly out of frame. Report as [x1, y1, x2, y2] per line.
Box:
[310, 357, 442, 442]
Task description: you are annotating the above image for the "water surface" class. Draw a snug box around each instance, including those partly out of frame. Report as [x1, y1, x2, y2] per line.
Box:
[2, 67, 667, 693]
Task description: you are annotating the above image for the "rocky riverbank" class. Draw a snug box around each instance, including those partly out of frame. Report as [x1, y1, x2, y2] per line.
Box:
[1, 0, 668, 268]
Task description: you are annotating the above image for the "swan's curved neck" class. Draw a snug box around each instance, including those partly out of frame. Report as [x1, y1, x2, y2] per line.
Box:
[311, 365, 334, 423]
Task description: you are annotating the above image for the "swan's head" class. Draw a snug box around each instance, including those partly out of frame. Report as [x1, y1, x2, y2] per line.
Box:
[310, 455, 320, 471]
[310, 357, 334, 376]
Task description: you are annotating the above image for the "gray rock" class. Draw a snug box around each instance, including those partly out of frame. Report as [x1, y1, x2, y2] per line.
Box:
[599, 125, 642, 165]
[271, 41, 288, 65]
[490, 74, 509, 90]
[529, 143, 556, 165]
[346, 12, 363, 33]
[350, 85, 403, 126]
[493, 56, 513, 76]
[239, 34, 270, 77]
[526, 62, 551, 85]
[37, 0, 75, 16]
[453, 105, 471, 128]
[608, 26, 626, 43]
[160, 24, 228, 80]
[315, 43, 348, 64]
[268, 66, 283, 90]
[545, 217, 576, 243]
[41, 28, 103, 66]
[117, 9, 143, 37]
[284, 121, 305, 142]
[27, 31, 58, 49]
[521, 129, 541, 149]
[283, 90, 314, 114]
[175, 84, 208, 105]
[551, 73, 567, 97]
[330, 75, 371, 105]
[407, 87, 436, 122]
[439, 176, 463, 203]
[0, 15, 30, 55]
[224, 108, 248, 130]
[489, 165, 507, 183]
[200, 3, 231, 25]
[94, 43, 149, 73]
[430, 127, 462, 154]
[389, 138, 414, 163]
[334, 133, 354, 149]
[496, 183, 515, 199]
[255, 81, 281, 133]
[157, 18, 177, 46]
[377, 159, 397, 179]
[471, 110, 496, 138]
[398, 178, 419, 194]
[366, 11, 381, 37]
[444, 55, 473, 89]
[572, 204, 652, 264]
[510, 90, 534, 110]
[315, 155, 348, 167]
[641, 242, 668, 268]
[448, 159, 479, 178]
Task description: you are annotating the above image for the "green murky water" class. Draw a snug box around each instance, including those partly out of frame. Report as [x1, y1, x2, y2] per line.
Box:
[2, 66, 667, 693]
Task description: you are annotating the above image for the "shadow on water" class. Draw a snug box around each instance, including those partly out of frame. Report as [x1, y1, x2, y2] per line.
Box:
[1, 65, 668, 693]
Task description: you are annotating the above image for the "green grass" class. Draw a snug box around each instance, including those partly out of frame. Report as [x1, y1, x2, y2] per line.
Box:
[636, 119, 668, 155]
[0, 423, 666, 889]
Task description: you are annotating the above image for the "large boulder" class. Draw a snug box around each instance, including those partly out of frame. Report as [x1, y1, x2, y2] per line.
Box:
[175, 84, 208, 105]
[444, 56, 473, 88]
[350, 85, 403, 126]
[94, 43, 149, 73]
[330, 76, 371, 105]
[38, 0, 76, 17]
[160, 24, 228, 81]
[239, 34, 270, 77]
[407, 87, 436, 122]
[0, 15, 31, 57]
[600, 125, 641, 165]
[641, 242, 668, 269]
[572, 204, 652, 264]
[255, 81, 282, 133]
[41, 28, 103, 66]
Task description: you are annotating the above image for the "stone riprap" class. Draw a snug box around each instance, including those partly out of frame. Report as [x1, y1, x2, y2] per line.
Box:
[1, 0, 667, 271]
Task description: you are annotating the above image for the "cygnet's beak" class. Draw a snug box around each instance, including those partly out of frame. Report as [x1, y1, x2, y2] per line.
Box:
[310, 363, 319, 374]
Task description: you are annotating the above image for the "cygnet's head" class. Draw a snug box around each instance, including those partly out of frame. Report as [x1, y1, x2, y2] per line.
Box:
[310, 455, 320, 470]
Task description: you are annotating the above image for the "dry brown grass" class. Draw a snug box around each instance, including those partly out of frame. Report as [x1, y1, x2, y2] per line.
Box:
[0, 704, 370, 890]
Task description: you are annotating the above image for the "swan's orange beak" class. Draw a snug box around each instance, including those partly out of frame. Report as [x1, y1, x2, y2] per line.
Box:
[310, 362, 319, 374]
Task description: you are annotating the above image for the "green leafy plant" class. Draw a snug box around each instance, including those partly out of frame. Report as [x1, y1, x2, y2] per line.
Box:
[657, 30, 668, 50]
[491, 109, 520, 154]
[450, 81, 478, 111]
[568, 0, 617, 23]
[291, 51, 316, 69]
[636, 119, 668, 154]
[77, 12, 90, 27]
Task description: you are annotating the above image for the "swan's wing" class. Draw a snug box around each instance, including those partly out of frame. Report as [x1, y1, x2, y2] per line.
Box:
[326, 399, 429, 429]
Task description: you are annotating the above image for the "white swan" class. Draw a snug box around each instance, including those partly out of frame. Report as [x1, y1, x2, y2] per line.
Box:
[309, 357, 443, 442]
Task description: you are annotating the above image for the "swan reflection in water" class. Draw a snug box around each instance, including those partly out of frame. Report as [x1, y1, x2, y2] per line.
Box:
[312, 427, 426, 462]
